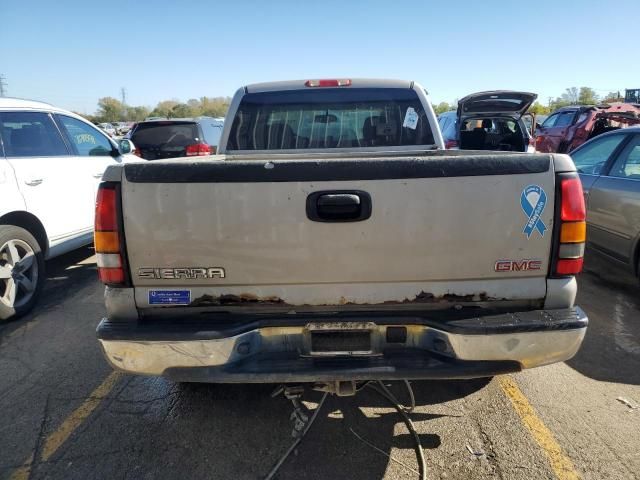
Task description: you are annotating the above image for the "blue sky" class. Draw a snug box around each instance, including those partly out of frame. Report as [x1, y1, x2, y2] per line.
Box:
[1, 0, 637, 114]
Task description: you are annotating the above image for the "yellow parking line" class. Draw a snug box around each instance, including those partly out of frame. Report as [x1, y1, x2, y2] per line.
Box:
[9, 453, 33, 480]
[10, 371, 121, 480]
[499, 376, 581, 480]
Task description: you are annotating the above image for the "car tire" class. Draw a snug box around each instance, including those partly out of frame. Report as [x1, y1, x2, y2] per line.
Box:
[0, 225, 46, 321]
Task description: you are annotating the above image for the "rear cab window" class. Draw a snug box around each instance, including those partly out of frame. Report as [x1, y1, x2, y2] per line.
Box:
[227, 88, 434, 151]
[0, 111, 69, 157]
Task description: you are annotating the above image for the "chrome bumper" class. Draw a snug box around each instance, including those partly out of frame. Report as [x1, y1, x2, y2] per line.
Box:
[97, 307, 587, 382]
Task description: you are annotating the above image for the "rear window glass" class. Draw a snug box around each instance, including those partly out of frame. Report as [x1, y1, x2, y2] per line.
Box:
[131, 122, 199, 147]
[227, 88, 434, 150]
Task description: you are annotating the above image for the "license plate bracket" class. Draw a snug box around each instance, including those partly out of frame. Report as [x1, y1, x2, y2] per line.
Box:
[306, 322, 375, 356]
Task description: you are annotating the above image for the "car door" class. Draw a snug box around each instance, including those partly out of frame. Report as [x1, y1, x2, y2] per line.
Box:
[54, 114, 122, 205]
[570, 133, 632, 255]
[0, 110, 94, 242]
[586, 133, 640, 265]
[537, 110, 580, 153]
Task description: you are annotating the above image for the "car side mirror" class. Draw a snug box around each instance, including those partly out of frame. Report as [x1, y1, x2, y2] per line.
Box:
[118, 139, 135, 155]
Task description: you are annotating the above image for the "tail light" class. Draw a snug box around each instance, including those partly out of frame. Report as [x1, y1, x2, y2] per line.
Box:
[305, 79, 352, 87]
[552, 174, 586, 276]
[185, 143, 212, 156]
[133, 148, 141, 157]
[444, 139, 459, 149]
[526, 137, 537, 153]
[95, 183, 128, 286]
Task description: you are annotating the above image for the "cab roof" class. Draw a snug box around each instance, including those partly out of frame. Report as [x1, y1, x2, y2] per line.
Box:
[245, 78, 413, 93]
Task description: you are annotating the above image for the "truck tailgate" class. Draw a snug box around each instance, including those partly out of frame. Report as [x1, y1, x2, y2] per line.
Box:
[120, 154, 556, 310]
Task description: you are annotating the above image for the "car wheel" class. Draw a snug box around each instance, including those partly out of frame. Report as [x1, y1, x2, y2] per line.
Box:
[0, 225, 45, 321]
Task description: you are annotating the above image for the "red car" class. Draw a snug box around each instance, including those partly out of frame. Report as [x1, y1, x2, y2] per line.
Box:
[535, 103, 640, 153]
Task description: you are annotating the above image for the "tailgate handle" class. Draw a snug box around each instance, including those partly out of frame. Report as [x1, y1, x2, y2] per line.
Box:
[306, 190, 372, 222]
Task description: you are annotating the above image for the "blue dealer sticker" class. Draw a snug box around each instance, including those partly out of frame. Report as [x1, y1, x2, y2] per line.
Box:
[520, 185, 547, 238]
[148, 290, 191, 305]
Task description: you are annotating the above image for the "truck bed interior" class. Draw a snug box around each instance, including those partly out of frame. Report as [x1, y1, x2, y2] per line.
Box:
[459, 117, 525, 151]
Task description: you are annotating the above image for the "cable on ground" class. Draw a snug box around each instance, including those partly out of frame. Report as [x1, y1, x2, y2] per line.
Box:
[367, 381, 426, 480]
[264, 391, 328, 480]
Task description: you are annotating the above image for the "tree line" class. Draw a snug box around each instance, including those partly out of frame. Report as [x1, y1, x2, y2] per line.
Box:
[431, 87, 625, 116]
[82, 86, 626, 124]
[83, 96, 232, 123]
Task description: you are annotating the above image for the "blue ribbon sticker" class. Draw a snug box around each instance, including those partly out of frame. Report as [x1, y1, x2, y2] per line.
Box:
[521, 185, 547, 238]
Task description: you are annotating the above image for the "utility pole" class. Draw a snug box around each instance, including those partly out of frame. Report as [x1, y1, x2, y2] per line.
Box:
[0, 75, 7, 97]
[120, 87, 127, 121]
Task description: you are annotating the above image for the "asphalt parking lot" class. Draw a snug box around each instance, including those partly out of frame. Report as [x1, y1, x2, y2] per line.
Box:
[0, 247, 639, 480]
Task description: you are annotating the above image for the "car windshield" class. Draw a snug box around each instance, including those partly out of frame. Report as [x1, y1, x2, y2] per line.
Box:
[227, 88, 435, 150]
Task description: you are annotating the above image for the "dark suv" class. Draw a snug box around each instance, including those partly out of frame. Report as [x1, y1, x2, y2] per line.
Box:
[130, 117, 224, 160]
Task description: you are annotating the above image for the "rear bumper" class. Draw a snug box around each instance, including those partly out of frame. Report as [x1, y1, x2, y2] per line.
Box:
[97, 307, 588, 383]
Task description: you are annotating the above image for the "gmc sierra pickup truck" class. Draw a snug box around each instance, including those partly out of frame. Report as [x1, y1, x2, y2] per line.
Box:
[95, 79, 588, 387]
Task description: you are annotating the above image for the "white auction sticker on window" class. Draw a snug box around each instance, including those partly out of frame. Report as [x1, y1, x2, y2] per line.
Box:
[403, 107, 419, 130]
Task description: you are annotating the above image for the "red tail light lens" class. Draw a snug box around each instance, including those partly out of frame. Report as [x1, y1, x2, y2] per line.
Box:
[98, 266, 125, 284]
[185, 143, 212, 156]
[95, 183, 127, 286]
[444, 139, 459, 149]
[133, 148, 141, 157]
[560, 177, 586, 221]
[95, 186, 117, 231]
[553, 174, 586, 276]
[556, 258, 584, 275]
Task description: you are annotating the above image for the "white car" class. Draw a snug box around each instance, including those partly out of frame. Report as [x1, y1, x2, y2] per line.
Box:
[0, 98, 139, 320]
[98, 123, 117, 137]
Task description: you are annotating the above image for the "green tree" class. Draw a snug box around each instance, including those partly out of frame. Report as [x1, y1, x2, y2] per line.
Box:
[578, 87, 599, 105]
[561, 87, 579, 105]
[603, 91, 623, 103]
[126, 106, 151, 122]
[528, 102, 550, 115]
[96, 97, 125, 122]
[200, 96, 231, 117]
[432, 102, 452, 115]
[170, 103, 196, 118]
[150, 100, 180, 118]
[187, 98, 203, 113]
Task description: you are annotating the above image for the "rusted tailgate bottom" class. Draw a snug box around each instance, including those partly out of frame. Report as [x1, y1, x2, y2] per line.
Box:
[97, 307, 587, 383]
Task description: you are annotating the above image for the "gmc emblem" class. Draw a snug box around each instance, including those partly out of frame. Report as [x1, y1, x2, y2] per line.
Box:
[494, 259, 542, 272]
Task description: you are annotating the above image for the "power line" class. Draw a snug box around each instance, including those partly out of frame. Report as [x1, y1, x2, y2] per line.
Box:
[0, 75, 7, 97]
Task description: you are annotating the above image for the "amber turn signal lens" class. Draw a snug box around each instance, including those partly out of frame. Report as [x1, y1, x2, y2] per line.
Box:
[560, 221, 586, 243]
[94, 231, 120, 253]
